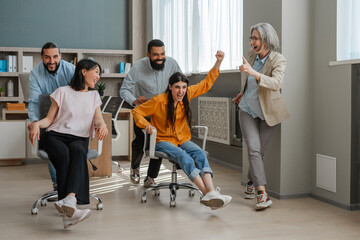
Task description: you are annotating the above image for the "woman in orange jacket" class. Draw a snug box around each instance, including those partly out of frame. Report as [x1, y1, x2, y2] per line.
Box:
[132, 50, 231, 210]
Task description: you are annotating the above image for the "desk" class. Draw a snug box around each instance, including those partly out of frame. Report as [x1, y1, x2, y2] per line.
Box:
[2, 109, 28, 120]
[88, 112, 112, 177]
[0, 120, 26, 166]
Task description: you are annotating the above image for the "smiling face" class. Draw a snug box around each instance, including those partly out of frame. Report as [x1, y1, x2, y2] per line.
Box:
[250, 29, 267, 56]
[83, 66, 100, 90]
[147, 46, 166, 70]
[41, 48, 61, 74]
[169, 81, 188, 105]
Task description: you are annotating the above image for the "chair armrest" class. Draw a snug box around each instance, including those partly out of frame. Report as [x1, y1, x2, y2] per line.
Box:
[97, 140, 103, 156]
[142, 129, 157, 158]
[112, 118, 121, 141]
[193, 125, 208, 150]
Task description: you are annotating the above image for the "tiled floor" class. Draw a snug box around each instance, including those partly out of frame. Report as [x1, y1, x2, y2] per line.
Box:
[0, 158, 359, 240]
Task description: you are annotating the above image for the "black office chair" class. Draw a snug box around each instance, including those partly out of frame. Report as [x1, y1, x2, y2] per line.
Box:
[140, 126, 208, 207]
[31, 94, 104, 215]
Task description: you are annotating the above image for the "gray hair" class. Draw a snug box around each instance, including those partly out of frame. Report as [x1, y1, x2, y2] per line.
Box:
[250, 23, 280, 52]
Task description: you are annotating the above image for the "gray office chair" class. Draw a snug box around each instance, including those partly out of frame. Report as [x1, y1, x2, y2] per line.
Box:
[140, 126, 208, 207]
[31, 94, 104, 215]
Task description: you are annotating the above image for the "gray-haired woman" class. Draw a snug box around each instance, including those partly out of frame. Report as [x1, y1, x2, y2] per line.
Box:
[234, 22, 290, 211]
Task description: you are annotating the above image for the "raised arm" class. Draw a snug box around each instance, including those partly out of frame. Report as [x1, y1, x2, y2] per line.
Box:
[187, 50, 224, 99]
[29, 98, 59, 145]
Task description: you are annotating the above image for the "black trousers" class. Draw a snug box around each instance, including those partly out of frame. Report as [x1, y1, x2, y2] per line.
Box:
[42, 131, 90, 205]
[132, 120, 162, 178]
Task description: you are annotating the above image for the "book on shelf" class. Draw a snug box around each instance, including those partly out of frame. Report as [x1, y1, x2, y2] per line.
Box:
[6, 55, 13, 72]
[125, 63, 131, 73]
[12, 55, 17, 72]
[0, 60, 7, 72]
[120, 62, 125, 73]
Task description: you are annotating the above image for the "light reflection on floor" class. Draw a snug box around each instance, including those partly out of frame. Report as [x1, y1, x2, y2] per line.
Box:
[89, 160, 188, 195]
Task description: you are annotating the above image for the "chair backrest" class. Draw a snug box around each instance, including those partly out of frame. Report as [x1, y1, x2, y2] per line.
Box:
[101, 96, 111, 112]
[103, 97, 124, 119]
[38, 94, 51, 119]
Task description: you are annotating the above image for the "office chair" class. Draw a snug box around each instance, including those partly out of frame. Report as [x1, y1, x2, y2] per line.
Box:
[31, 94, 104, 215]
[140, 126, 208, 207]
[100, 95, 111, 112]
[102, 96, 126, 173]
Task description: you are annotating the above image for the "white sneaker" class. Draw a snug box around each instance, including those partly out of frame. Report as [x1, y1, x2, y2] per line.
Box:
[200, 187, 225, 209]
[210, 194, 232, 210]
[54, 200, 64, 215]
[61, 196, 77, 218]
[255, 191, 273, 211]
[63, 209, 91, 229]
[244, 182, 255, 199]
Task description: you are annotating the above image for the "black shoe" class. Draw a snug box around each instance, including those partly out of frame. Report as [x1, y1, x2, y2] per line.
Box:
[53, 183, 58, 191]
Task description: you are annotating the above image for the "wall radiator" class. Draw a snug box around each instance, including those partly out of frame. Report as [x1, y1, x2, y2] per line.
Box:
[198, 97, 241, 145]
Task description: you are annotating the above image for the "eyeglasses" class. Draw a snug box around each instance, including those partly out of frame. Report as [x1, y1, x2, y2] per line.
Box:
[248, 36, 260, 42]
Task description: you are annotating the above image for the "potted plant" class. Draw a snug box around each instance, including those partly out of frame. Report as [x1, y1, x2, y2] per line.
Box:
[0, 87, 4, 97]
[95, 82, 106, 97]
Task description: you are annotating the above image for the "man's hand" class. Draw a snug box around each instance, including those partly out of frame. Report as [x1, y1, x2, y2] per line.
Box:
[133, 96, 148, 106]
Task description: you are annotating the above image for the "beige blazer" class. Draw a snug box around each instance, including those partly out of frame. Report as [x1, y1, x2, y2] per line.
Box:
[240, 51, 290, 126]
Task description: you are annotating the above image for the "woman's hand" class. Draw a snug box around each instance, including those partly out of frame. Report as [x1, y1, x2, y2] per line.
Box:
[29, 122, 40, 145]
[214, 50, 225, 69]
[239, 56, 260, 81]
[145, 124, 156, 135]
[234, 92, 243, 104]
[95, 123, 108, 141]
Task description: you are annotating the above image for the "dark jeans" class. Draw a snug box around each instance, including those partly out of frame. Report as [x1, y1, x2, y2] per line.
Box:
[132, 120, 162, 178]
[42, 131, 90, 205]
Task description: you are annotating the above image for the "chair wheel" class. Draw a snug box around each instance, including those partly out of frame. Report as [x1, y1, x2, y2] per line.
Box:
[97, 203, 103, 210]
[40, 200, 47, 206]
[118, 167, 123, 173]
[141, 196, 147, 203]
[189, 190, 195, 197]
[154, 189, 160, 196]
[31, 208, 38, 215]
[170, 201, 176, 207]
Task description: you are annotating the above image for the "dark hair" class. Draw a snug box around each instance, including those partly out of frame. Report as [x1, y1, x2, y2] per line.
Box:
[165, 72, 192, 131]
[147, 39, 165, 53]
[41, 42, 60, 55]
[69, 59, 102, 91]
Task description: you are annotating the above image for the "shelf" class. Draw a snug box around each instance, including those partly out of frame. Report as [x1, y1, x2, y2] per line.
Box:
[0, 72, 19, 77]
[101, 73, 127, 78]
[0, 97, 20, 102]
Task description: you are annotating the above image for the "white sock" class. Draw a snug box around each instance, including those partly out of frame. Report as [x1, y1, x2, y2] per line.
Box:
[63, 195, 77, 207]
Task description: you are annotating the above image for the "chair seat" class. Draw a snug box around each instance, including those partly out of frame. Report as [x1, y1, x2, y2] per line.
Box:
[38, 149, 99, 160]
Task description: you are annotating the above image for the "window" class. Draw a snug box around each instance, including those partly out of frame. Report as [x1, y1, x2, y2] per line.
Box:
[152, 0, 243, 74]
[337, 0, 360, 60]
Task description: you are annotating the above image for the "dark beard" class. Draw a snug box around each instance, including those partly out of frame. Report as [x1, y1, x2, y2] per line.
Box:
[150, 58, 166, 71]
[43, 62, 60, 75]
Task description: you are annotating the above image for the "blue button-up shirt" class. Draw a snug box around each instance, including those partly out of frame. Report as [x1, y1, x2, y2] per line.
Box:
[120, 57, 182, 106]
[239, 54, 269, 120]
[28, 59, 75, 121]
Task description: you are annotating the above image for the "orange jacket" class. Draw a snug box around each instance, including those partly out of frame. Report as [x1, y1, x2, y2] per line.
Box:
[132, 68, 219, 146]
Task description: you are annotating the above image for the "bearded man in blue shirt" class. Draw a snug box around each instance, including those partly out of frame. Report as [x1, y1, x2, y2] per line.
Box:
[28, 42, 75, 191]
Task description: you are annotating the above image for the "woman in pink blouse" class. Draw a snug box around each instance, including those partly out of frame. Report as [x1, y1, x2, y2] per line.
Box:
[29, 59, 108, 228]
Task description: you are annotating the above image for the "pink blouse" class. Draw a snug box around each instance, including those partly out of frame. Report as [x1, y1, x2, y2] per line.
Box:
[46, 86, 101, 138]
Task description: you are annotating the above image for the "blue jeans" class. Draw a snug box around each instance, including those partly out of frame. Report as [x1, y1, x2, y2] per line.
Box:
[156, 141, 213, 182]
[47, 160, 57, 185]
